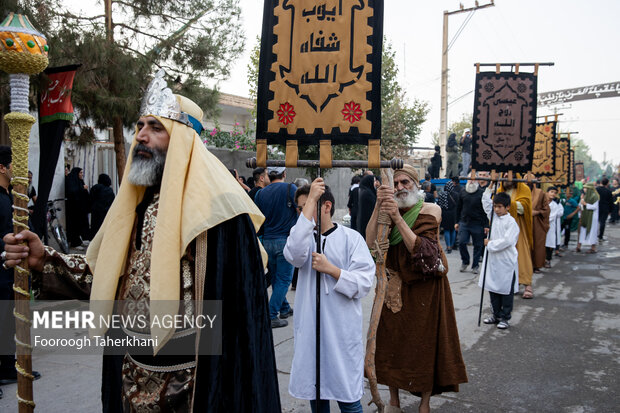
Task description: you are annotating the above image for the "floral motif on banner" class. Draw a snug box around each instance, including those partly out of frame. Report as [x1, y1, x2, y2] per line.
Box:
[341, 101, 363, 123]
[277, 102, 296, 125]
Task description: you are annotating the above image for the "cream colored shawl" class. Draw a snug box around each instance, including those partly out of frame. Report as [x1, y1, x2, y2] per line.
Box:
[87, 96, 264, 353]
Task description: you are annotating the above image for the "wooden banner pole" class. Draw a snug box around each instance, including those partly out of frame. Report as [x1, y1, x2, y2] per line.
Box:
[315, 164, 322, 407]
[246, 158, 404, 170]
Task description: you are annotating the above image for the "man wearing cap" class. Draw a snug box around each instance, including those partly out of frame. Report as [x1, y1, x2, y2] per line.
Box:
[366, 164, 467, 413]
[2, 72, 281, 411]
[255, 166, 298, 328]
[460, 128, 472, 176]
[248, 167, 271, 202]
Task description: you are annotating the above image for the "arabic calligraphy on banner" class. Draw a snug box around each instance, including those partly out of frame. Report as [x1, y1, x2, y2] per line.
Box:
[532, 121, 556, 177]
[569, 149, 575, 184]
[538, 81, 620, 106]
[471, 71, 538, 173]
[574, 161, 585, 182]
[551, 137, 570, 187]
[40, 67, 77, 124]
[256, 0, 384, 145]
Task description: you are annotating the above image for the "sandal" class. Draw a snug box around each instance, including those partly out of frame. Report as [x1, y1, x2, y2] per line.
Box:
[586, 248, 597, 254]
[522, 286, 534, 299]
[483, 315, 499, 324]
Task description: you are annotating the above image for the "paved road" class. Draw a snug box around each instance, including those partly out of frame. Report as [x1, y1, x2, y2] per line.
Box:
[1, 225, 619, 412]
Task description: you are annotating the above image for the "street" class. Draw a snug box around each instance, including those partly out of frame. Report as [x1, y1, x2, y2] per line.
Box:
[1, 225, 619, 412]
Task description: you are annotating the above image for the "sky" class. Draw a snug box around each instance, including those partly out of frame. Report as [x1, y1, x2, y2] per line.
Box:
[217, 0, 620, 167]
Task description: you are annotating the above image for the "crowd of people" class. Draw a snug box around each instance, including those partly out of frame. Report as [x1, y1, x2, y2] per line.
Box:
[431, 172, 619, 312]
[0, 76, 619, 412]
[64, 167, 115, 249]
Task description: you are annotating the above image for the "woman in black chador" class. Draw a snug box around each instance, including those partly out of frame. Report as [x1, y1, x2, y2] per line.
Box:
[65, 167, 90, 248]
[356, 174, 377, 239]
[89, 173, 115, 238]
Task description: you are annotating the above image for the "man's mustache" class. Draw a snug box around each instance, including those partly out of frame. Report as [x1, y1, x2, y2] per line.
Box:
[133, 144, 155, 159]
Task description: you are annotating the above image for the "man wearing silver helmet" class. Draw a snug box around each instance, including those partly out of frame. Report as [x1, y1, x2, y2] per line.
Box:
[2, 71, 281, 412]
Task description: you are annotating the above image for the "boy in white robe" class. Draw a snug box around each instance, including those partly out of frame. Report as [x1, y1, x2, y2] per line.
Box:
[284, 178, 375, 413]
[480, 190, 520, 330]
[545, 187, 564, 265]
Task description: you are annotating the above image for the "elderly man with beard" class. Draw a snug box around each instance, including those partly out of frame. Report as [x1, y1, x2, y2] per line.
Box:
[455, 174, 490, 274]
[366, 164, 467, 413]
[2, 72, 281, 412]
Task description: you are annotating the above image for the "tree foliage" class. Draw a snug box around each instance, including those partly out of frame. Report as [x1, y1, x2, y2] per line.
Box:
[1, 0, 245, 178]
[379, 41, 429, 160]
[571, 136, 602, 181]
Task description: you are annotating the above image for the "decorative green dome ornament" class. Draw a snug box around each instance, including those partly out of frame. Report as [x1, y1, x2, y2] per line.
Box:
[0, 12, 49, 412]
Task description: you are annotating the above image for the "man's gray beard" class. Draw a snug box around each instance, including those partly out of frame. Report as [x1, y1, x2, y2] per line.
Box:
[127, 145, 167, 187]
[466, 181, 479, 193]
[395, 188, 422, 209]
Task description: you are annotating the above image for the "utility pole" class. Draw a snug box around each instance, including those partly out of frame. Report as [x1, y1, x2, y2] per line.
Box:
[439, 1, 494, 176]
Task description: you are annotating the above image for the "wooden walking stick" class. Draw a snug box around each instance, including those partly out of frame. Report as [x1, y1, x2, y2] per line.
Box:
[0, 12, 49, 412]
[364, 168, 394, 413]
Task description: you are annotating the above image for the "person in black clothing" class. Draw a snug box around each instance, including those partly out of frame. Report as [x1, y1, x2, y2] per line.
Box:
[429, 145, 442, 179]
[248, 167, 270, 202]
[422, 180, 435, 203]
[0, 146, 40, 388]
[65, 167, 91, 248]
[611, 178, 619, 224]
[356, 174, 376, 239]
[89, 174, 115, 238]
[460, 128, 472, 176]
[347, 175, 361, 231]
[27, 170, 37, 214]
[438, 180, 459, 253]
[596, 177, 614, 241]
[455, 175, 489, 274]
[0, 146, 16, 387]
[445, 133, 460, 178]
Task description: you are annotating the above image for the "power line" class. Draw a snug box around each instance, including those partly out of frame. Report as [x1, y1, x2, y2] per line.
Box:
[448, 10, 476, 51]
[448, 90, 473, 106]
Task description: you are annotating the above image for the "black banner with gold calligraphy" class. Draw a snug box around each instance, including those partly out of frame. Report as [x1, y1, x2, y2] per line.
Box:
[551, 137, 570, 187]
[575, 161, 585, 182]
[532, 120, 556, 177]
[472, 71, 538, 173]
[569, 149, 575, 184]
[256, 0, 383, 145]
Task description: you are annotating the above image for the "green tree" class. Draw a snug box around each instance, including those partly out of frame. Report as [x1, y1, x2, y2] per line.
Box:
[1, 0, 244, 180]
[448, 113, 472, 143]
[437, 112, 473, 157]
[571, 136, 602, 181]
[379, 41, 429, 160]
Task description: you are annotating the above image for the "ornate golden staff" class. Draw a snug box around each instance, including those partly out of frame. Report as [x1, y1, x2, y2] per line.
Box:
[364, 168, 393, 413]
[0, 12, 49, 412]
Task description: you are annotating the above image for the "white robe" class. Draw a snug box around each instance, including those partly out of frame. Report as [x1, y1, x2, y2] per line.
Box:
[578, 200, 599, 245]
[479, 189, 520, 295]
[284, 214, 375, 402]
[546, 201, 564, 248]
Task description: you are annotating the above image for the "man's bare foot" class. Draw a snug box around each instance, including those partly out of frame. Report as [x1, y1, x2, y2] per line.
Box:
[419, 391, 431, 413]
